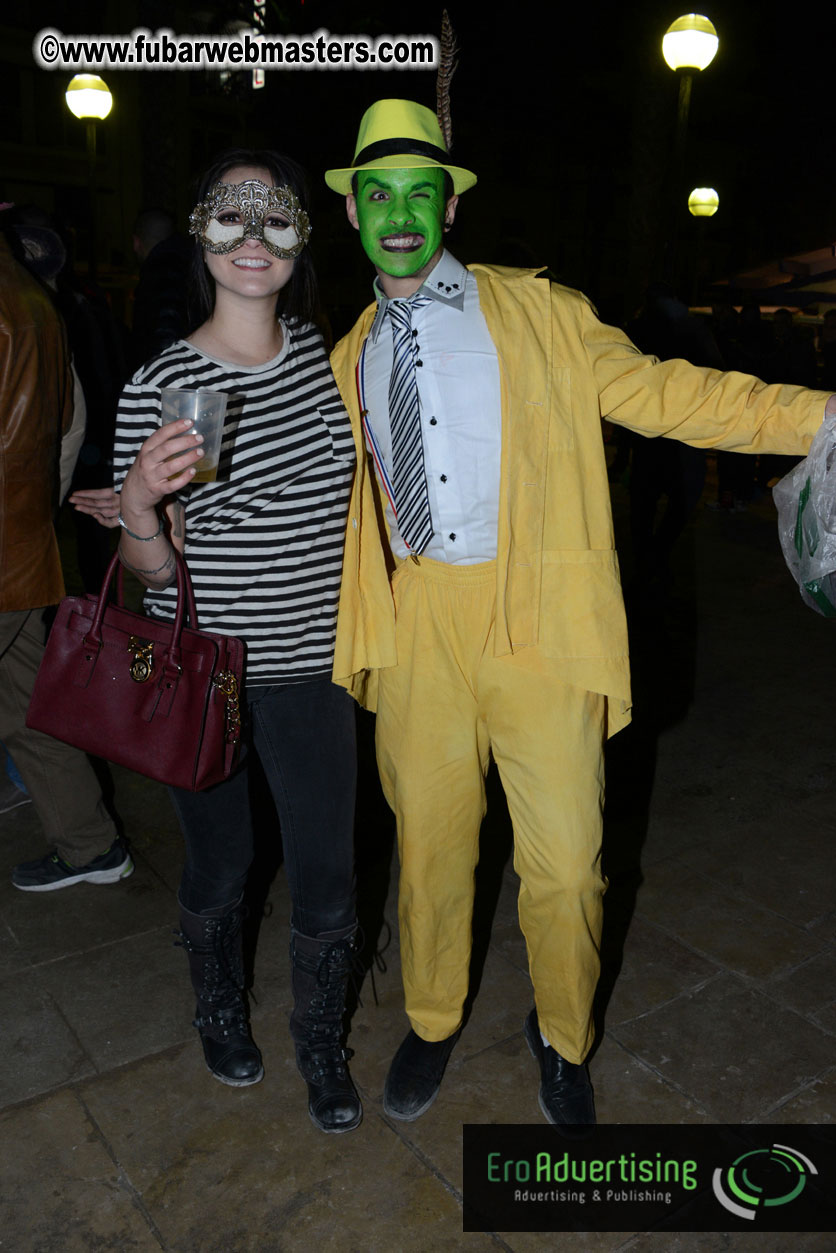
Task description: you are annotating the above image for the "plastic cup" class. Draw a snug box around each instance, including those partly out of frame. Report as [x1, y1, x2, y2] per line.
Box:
[160, 388, 228, 483]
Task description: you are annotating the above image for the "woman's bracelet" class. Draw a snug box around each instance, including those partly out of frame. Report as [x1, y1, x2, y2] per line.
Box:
[118, 512, 164, 542]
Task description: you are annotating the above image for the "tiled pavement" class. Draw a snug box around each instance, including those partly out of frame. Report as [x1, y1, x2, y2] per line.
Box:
[1, 472, 833, 1251]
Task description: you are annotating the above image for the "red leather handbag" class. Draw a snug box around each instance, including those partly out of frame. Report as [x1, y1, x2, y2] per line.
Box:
[26, 549, 244, 792]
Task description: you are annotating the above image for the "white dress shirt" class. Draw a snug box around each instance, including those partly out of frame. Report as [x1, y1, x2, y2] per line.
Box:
[359, 251, 502, 564]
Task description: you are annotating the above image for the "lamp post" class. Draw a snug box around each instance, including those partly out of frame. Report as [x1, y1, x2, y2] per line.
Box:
[65, 74, 113, 283]
[661, 15, 719, 284]
[688, 187, 719, 303]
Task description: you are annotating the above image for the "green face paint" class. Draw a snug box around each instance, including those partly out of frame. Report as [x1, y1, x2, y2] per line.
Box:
[354, 167, 447, 279]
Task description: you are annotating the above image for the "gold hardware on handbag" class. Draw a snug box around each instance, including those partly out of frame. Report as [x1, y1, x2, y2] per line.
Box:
[128, 636, 155, 683]
[212, 670, 241, 742]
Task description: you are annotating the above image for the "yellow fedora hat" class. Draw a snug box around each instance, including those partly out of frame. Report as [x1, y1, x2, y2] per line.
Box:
[325, 98, 477, 196]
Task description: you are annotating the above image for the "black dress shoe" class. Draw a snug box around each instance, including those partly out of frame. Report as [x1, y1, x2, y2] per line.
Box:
[383, 1027, 461, 1120]
[524, 1009, 595, 1138]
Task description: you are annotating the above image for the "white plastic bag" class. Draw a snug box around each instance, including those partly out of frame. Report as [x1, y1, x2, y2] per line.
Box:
[773, 412, 836, 617]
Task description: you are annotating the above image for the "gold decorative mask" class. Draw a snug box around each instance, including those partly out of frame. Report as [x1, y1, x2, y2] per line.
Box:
[189, 179, 311, 259]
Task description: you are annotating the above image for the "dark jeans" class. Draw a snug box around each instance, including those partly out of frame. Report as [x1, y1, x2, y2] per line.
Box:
[170, 677, 357, 936]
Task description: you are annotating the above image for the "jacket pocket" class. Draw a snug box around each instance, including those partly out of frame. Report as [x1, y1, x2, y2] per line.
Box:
[317, 402, 356, 464]
[539, 548, 627, 659]
[548, 366, 574, 452]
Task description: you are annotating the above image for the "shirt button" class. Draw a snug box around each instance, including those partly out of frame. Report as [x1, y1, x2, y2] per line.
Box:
[415, 359, 423, 367]
[449, 533, 457, 541]
[429, 417, 437, 426]
[440, 474, 447, 483]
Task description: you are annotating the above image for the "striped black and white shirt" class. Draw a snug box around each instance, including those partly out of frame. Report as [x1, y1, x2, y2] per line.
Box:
[112, 321, 354, 685]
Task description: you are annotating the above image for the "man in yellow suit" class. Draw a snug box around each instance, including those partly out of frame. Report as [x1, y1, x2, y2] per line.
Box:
[326, 99, 833, 1133]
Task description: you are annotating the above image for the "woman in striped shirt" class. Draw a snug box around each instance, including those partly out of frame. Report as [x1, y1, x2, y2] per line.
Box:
[93, 150, 361, 1133]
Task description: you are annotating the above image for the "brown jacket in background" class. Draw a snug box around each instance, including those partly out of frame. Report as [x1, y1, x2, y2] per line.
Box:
[0, 234, 73, 613]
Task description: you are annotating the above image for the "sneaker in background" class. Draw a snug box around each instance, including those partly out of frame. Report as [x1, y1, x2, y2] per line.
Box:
[11, 839, 134, 892]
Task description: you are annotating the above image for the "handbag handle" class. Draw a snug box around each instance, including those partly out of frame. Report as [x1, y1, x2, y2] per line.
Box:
[85, 546, 200, 672]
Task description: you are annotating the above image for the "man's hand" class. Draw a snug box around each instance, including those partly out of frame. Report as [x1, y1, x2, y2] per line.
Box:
[69, 487, 120, 528]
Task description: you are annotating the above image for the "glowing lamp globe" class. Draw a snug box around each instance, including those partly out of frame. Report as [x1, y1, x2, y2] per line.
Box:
[65, 74, 113, 120]
[688, 187, 720, 217]
[662, 15, 719, 71]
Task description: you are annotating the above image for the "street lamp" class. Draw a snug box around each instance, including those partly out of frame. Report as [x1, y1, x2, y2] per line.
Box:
[65, 74, 113, 120]
[662, 14, 719, 72]
[661, 15, 719, 283]
[663, 15, 719, 173]
[65, 74, 113, 282]
[688, 187, 719, 303]
[688, 187, 719, 217]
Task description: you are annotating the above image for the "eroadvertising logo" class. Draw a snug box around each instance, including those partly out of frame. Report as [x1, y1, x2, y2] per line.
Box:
[712, 1142, 817, 1220]
[462, 1125, 835, 1233]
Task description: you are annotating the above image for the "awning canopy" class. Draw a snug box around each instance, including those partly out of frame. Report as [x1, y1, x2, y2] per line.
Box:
[708, 244, 836, 308]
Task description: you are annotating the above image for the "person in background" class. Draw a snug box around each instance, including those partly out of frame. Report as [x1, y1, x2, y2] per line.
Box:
[0, 208, 130, 892]
[626, 283, 723, 588]
[820, 308, 836, 394]
[10, 204, 124, 590]
[1, 744, 30, 815]
[130, 208, 190, 372]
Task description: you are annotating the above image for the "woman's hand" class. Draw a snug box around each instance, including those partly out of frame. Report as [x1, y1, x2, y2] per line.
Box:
[69, 487, 121, 527]
[120, 420, 203, 524]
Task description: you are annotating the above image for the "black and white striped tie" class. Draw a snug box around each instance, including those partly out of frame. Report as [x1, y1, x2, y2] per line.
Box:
[388, 294, 434, 555]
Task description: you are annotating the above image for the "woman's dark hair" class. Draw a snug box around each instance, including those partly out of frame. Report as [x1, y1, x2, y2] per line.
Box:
[187, 147, 318, 330]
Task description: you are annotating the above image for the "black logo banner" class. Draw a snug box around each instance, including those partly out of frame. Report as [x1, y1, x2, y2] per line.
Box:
[463, 1124, 836, 1232]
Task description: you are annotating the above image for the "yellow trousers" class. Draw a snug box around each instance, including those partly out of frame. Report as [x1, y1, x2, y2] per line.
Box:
[375, 557, 607, 1065]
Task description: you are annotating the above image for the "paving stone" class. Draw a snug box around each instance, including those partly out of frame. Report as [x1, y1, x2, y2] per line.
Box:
[0, 1088, 160, 1251]
[612, 974, 835, 1122]
[633, 862, 825, 980]
[36, 926, 191, 1070]
[766, 1067, 836, 1123]
[78, 1020, 490, 1252]
[627, 1233, 834, 1251]
[763, 950, 836, 1023]
[2, 475, 833, 1248]
[591, 1035, 711, 1125]
[676, 810, 836, 930]
[0, 971, 95, 1106]
[0, 853, 174, 968]
[601, 916, 719, 1027]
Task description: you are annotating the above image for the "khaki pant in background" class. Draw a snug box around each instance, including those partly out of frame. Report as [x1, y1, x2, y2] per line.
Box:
[375, 557, 607, 1065]
[0, 608, 117, 865]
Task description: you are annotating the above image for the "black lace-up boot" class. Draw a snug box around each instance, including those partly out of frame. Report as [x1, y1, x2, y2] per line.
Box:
[176, 898, 264, 1087]
[290, 926, 362, 1133]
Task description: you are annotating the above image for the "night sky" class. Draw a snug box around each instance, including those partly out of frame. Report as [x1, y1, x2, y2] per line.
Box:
[212, 0, 836, 310]
[268, 0, 836, 315]
[7, 0, 836, 319]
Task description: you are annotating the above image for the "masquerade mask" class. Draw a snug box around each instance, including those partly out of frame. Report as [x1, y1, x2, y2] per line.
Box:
[189, 179, 311, 259]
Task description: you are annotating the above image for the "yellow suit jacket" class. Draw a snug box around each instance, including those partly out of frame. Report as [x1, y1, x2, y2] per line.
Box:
[330, 264, 828, 735]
